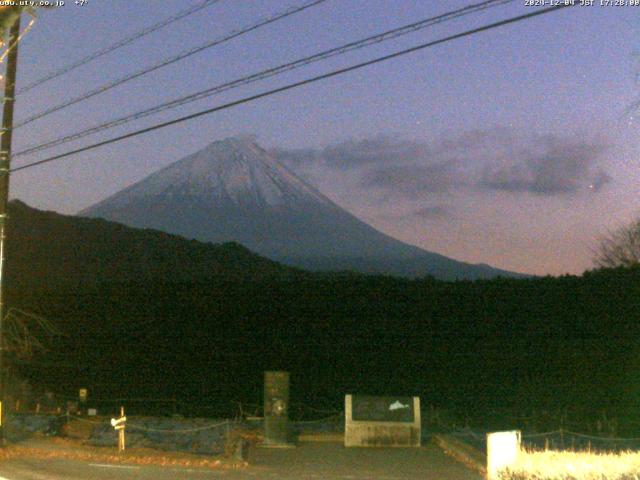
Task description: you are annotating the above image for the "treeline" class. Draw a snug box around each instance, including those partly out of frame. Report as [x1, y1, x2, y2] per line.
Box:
[7, 266, 640, 430]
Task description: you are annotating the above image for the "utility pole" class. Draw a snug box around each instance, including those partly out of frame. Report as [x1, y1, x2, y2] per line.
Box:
[0, 14, 21, 444]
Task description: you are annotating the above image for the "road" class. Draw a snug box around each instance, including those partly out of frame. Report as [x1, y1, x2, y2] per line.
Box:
[0, 442, 481, 479]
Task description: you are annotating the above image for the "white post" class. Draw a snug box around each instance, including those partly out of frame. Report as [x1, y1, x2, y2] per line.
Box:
[118, 406, 125, 453]
[486, 430, 521, 480]
[110, 408, 127, 453]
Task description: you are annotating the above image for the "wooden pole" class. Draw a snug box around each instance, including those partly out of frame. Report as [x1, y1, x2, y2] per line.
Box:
[118, 406, 125, 452]
[0, 15, 21, 444]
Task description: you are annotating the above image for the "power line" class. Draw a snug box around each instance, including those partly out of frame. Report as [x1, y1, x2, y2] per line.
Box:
[14, 0, 514, 158]
[13, 0, 328, 129]
[11, 4, 574, 174]
[16, 0, 224, 95]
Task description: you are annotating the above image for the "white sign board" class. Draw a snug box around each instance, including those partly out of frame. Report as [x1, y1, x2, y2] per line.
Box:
[486, 430, 521, 480]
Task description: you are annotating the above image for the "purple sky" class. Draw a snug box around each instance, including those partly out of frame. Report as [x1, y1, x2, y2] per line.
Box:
[7, 0, 640, 276]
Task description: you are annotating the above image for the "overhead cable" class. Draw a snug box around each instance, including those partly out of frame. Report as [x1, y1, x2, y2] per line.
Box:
[12, 4, 574, 174]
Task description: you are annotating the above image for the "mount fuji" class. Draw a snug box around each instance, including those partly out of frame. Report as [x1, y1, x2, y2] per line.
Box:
[79, 137, 521, 280]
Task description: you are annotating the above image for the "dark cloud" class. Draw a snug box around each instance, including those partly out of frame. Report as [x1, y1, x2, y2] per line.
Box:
[480, 136, 610, 195]
[275, 136, 430, 171]
[322, 137, 430, 170]
[273, 147, 323, 167]
[275, 130, 612, 199]
[362, 160, 461, 194]
[433, 127, 516, 155]
[590, 170, 612, 192]
[374, 205, 451, 222]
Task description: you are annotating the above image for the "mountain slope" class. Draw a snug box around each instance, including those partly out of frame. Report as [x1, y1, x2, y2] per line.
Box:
[6, 200, 299, 287]
[80, 137, 523, 280]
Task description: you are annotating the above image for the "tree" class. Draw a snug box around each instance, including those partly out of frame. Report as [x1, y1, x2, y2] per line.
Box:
[3, 308, 59, 361]
[594, 218, 640, 268]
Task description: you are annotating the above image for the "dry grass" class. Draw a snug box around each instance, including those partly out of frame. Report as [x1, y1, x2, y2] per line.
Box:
[501, 449, 640, 480]
[0, 436, 248, 470]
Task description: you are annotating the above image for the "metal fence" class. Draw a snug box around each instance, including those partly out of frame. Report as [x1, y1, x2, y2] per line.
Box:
[445, 427, 640, 455]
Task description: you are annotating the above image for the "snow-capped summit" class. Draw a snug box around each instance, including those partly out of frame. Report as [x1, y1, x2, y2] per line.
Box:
[89, 137, 331, 209]
[187, 138, 330, 207]
[80, 137, 521, 279]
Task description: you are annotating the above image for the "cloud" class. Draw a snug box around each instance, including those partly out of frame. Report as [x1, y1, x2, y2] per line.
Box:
[590, 170, 612, 192]
[373, 204, 451, 222]
[480, 135, 610, 195]
[275, 129, 613, 200]
[273, 147, 322, 167]
[321, 137, 430, 170]
[274, 136, 431, 171]
[412, 205, 450, 219]
[361, 160, 461, 194]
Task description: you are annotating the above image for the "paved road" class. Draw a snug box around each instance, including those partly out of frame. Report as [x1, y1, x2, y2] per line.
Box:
[0, 442, 481, 479]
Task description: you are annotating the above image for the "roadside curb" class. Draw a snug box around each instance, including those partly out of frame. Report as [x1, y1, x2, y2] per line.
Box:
[433, 434, 486, 475]
[297, 433, 343, 443]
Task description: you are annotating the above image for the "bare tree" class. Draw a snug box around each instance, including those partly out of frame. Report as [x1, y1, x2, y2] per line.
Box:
[594, 219, 640, 268]
[3, 308, 59, 361]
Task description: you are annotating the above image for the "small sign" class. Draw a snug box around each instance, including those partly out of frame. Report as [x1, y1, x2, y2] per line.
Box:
[87, 408, 97, 416]
[345, 395, 421, 448]
[79, 388, 88, 403]
[111, 416, 126, 429]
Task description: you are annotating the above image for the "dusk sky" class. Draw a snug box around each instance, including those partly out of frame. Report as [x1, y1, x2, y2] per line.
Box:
[7, 0, 640, 276]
